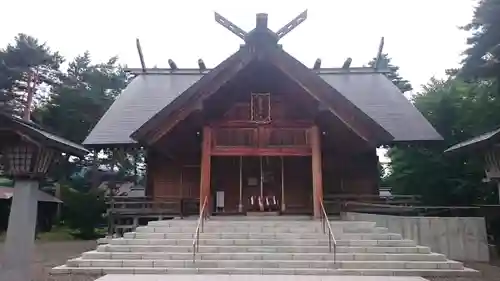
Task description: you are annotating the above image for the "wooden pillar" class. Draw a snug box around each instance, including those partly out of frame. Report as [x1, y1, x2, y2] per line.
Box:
[281, 156, 285, 212]
[310, 126, 323, 218]
[145, 149, 154, 198]
[238, 156, 243, 212]
[199, 126, 212, 215]
[259, 156, 264, 198]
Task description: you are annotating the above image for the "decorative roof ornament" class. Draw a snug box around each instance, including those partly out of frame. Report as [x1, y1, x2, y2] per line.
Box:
[373, 37, 386, 70]
[214, 10, 308, 45]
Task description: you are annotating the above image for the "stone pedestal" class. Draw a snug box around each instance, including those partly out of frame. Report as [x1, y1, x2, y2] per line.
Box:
[0, 180, 39, 281]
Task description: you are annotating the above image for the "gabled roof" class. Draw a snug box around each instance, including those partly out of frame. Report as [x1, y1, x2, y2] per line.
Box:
[83, 69, 442, 147]
[320, 73, 442, 142]
[131, 45, 393, 146]
[83, 74, 201, 146]
[83, 12, 442, 147]
[445, 127, 500, 153]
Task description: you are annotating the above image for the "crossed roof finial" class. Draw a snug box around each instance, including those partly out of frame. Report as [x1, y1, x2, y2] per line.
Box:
[214, 10, 308, 43]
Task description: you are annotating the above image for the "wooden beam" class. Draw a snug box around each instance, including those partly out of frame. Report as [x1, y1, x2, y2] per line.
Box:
[199, 126, 212, 216]
[210, 120, 313, 128]
[310, 126, 323, 218]
[264, 47, 393, 145]
[211, 147, 311, 156]
[138, 49, 253, 145]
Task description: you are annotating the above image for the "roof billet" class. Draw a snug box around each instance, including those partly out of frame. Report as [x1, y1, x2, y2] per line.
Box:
[124, 66, 391, 75]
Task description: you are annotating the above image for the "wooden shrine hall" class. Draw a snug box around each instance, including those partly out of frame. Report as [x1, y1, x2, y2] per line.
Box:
[84, 12, 441, 218]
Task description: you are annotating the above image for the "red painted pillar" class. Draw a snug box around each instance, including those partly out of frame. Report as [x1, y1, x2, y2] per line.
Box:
[310, 126, 323, 218]
[199, 126, 212, 215]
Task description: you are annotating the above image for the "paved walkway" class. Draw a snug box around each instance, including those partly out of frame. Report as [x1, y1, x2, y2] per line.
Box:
[95, 275, 428, 281]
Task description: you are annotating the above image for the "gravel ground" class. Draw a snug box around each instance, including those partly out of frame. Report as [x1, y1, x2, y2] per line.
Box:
[0, 241, 499, 281]
[0, 240, 96, 281]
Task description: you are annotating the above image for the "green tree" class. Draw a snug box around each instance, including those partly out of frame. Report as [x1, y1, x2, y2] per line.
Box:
[461, 0, 500, 81]
[37, 52, 129, 184]
[386, 78, 500, 205]
[61, 186, 106, 239]
[0, 34, 63, 115]
[39, 52, 127, 143]
[368, 53, 413, 93]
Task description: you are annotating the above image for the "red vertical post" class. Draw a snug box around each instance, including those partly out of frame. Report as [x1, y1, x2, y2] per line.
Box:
[199, 126, 212, 215]
[310, 126, 323, 218]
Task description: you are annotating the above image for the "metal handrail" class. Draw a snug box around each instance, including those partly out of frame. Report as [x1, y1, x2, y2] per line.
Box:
[192, 196, 209, 263]
[319, 199, 337, 267]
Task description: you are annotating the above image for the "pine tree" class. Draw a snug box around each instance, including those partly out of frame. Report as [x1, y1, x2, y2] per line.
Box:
[461, 0, 500, 80]
[0, 34, 63, 115]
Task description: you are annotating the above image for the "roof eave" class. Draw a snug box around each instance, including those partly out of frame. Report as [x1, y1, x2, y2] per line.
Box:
[0, 113, 89, 157]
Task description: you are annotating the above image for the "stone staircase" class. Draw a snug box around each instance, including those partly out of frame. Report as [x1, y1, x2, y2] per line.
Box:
[52, 216, 479, 277]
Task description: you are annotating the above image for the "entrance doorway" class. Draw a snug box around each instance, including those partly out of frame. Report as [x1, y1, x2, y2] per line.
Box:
[242, 156, 283, 212]
[210, 156, 312, 215]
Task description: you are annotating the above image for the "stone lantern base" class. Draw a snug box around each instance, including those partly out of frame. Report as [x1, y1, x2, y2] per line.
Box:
[0, 179, 39, 281]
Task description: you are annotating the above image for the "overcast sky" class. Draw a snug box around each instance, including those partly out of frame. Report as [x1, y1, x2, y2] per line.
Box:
[0, 0, 476, 162]
[1, 0, 475, 91]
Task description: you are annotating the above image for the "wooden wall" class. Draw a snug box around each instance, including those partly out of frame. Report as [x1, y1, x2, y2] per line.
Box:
[322, 150, 379, 196]
[283, 156, 313, 214]
[147, 150, 201, 200]
[211, 157, 240, 212]
[146, 148, 379, 210]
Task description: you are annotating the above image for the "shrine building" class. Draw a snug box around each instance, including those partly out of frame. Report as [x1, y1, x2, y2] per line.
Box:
[83, 12, 441, 218]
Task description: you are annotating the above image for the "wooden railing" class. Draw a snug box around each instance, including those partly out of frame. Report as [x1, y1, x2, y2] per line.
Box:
[192, 196, 209, 263]
[107, 197, 183, 216]
[319, 199, 337, 267]
[323, 194, 421, 215]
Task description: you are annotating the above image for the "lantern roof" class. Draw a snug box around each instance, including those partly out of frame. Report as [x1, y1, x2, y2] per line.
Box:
[445, 126, 500, 154]
[0, 112, 89, 157]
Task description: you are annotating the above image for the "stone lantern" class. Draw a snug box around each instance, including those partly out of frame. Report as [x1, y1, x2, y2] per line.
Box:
[0, 113, 88, 281]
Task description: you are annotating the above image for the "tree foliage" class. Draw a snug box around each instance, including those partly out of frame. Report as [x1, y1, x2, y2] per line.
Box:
[385, 1, 500, 206]
[32, 51, 128, 185]
[60, 186, 106, 239]
[38, 52, 127, 143]
[461, 0, 500, 80]
[0, 34, 63, 115]
[386, 78, 500, 205]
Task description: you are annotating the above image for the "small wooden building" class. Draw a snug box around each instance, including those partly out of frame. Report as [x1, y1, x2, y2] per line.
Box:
[84, 13, 441, 218]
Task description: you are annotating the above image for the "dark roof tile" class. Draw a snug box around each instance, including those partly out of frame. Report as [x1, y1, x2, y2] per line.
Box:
[84, 72, 442, 146]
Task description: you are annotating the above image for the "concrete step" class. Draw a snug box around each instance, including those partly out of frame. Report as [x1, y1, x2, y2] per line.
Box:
[107, 237, 407, 247]
[66, 257, 463, 270]
[146, 220, 376, 228]
[97, 245, 431, 254]
[109, 238, 415, 247]
[210, 216, 316, 221]
[51, 265, 479, 277]
[81, 251, 447, 261]
[137, 224, 379, 233]
[123, 229, 389, 240]
[135, 226, 400, 237]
